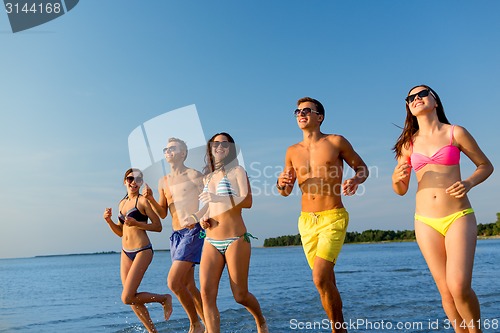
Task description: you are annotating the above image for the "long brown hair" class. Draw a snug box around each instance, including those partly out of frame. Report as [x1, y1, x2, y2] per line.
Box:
[203, 132, 239, 175]
[392, 85, 450, 158]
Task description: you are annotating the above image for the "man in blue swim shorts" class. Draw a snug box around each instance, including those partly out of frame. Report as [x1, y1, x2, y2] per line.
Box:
[144, 138, 205, 333]
[278, 97, 369, 333]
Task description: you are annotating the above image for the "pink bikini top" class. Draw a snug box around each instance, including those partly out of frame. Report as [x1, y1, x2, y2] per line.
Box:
[410, 125, 460, 172]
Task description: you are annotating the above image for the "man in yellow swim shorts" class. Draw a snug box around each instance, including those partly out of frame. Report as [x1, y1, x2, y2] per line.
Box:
[278, 97, 368, 333]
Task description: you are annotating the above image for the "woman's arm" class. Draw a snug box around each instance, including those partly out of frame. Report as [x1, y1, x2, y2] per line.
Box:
[103, 207, 123, 237]
[392, 146, 412, 196]
[231, 166, 252, 209]
[446, 126, 494, 198]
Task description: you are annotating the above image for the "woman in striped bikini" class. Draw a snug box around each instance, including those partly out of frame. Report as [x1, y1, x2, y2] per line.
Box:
[191, 132, 268, 333]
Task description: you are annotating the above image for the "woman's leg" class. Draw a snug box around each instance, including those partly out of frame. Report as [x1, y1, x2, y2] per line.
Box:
[415, 221, 467, 333]
[121, 250, 172, 333]
[445, 214, 482, 333]
[225, 238, 268, 333]
[200, 242, 225, 333]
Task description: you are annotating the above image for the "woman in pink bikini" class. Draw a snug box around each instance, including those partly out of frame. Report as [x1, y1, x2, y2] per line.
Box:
[392, 85, 493, 333]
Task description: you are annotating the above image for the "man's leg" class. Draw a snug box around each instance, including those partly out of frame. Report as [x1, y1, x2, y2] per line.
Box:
[312, 257, 345, 333]
[168, 260, 204, 333]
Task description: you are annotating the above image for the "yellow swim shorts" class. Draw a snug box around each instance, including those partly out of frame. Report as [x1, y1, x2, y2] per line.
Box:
[298, 208, 349, 269]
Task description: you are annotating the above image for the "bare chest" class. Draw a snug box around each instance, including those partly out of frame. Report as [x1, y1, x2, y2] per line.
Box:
[291, 145, 343, 180]
[165, 175, 199, 202]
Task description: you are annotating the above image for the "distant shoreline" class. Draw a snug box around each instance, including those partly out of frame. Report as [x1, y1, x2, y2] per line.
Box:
[7, 236, 500, 259]
[33, 249, 171, 258]
[261, 235, 500, 248]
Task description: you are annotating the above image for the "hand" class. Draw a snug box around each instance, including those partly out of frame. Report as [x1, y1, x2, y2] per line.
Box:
[199, 215, 211, 230]
[181, 215, 197, 228]
[103, 208, 112, 222]
[342, 178, 359, 196]
[392, 162, 411, 184]
[277, 169, 294, 189]
[124, 216, 138, 227]
[142, 183, 153, 199]
[199, 191, 220, 205]
[446, 180, 471, 198]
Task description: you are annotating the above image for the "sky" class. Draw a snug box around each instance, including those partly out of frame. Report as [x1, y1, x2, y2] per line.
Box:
[1, 1, 499, 259]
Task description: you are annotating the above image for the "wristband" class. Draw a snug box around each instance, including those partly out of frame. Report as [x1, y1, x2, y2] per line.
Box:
[190, 214, 200, 224]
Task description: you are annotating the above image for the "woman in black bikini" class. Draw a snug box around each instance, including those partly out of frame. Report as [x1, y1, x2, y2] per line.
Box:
[103, 168, 172, 333]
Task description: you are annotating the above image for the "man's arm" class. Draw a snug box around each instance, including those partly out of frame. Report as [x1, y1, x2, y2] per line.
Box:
[277, 147, 296, 197]
[142, 178, 168, 219]
[338, 136, 369, 196]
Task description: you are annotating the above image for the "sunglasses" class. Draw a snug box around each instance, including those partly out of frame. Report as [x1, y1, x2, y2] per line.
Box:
[162, 146, 177, 154]
[212, 141, 230, 149]
[126, 176, 143, 184]
[405, 89, 431, 104]
[294, 108, 320, 117]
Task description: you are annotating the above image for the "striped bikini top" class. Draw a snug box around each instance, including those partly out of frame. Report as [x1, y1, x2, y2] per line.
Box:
[203, 170, 237, 196]
[410, 125, 461, 172]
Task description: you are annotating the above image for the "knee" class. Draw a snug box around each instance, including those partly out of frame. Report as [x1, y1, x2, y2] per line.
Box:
[232, 289, 250, 305]
[447, 279, 473, 301]
[312, 273, 330, 290]
[121, 292, 134, 305]
[167, 276, 184, 294]
[201, 287, 217, 304]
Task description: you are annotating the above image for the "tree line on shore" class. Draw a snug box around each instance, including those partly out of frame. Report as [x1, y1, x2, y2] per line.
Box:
[263, 213, 500, 247]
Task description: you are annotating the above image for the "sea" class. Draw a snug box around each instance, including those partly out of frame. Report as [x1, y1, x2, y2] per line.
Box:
[1, 240, 498, 333]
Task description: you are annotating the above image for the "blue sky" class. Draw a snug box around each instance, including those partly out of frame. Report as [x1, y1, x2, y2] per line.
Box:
[1, 1, 499, 259]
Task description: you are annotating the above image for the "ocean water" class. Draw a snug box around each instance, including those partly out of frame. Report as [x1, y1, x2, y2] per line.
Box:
[0, 240, 499, 333]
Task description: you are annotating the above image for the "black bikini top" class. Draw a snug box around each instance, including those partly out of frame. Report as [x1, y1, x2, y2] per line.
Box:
[118, 195, 148, 224]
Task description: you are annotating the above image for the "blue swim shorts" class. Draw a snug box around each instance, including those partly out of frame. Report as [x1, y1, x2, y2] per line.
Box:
[170, 223, 204, 264]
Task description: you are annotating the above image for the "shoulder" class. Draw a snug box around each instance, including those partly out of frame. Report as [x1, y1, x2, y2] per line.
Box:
[325, 134, 352, 149]
[203, 172, 213, 183]
[451, 124, 469, 137]
[287, 142, 304, 154]
[118, 198, 127, 208]
[159, 175, 169, 188]
[186, 168, 203, 179]
[325, 133, 346, 143]
[451, 124, 474, 145]
[227, 165, 246, 176]
[136, 195, 151, 211]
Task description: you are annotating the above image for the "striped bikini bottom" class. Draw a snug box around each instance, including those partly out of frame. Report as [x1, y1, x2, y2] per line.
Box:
[205, 232, 257, 256]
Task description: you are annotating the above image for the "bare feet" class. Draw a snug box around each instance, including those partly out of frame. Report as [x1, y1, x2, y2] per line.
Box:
[161, 294, 173, 320]
[188, 322, 205, 333]
[258, 319, 269, 333]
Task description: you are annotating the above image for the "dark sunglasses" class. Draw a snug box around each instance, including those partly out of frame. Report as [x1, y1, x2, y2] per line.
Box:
[294, 107, 320, 117]
[405, 89, 431, 104]
[126, 176, 143, 184]
[162, 146, 177, 154]
[212, 141, 230, 149]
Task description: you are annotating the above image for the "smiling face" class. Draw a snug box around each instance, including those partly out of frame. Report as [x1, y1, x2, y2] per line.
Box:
[211, 134, 230, 163]
[296, 101, 323, 129]
[407, 86, 438, 116]
[123, 169, 143, 194]
[163, 141, 185, 163]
